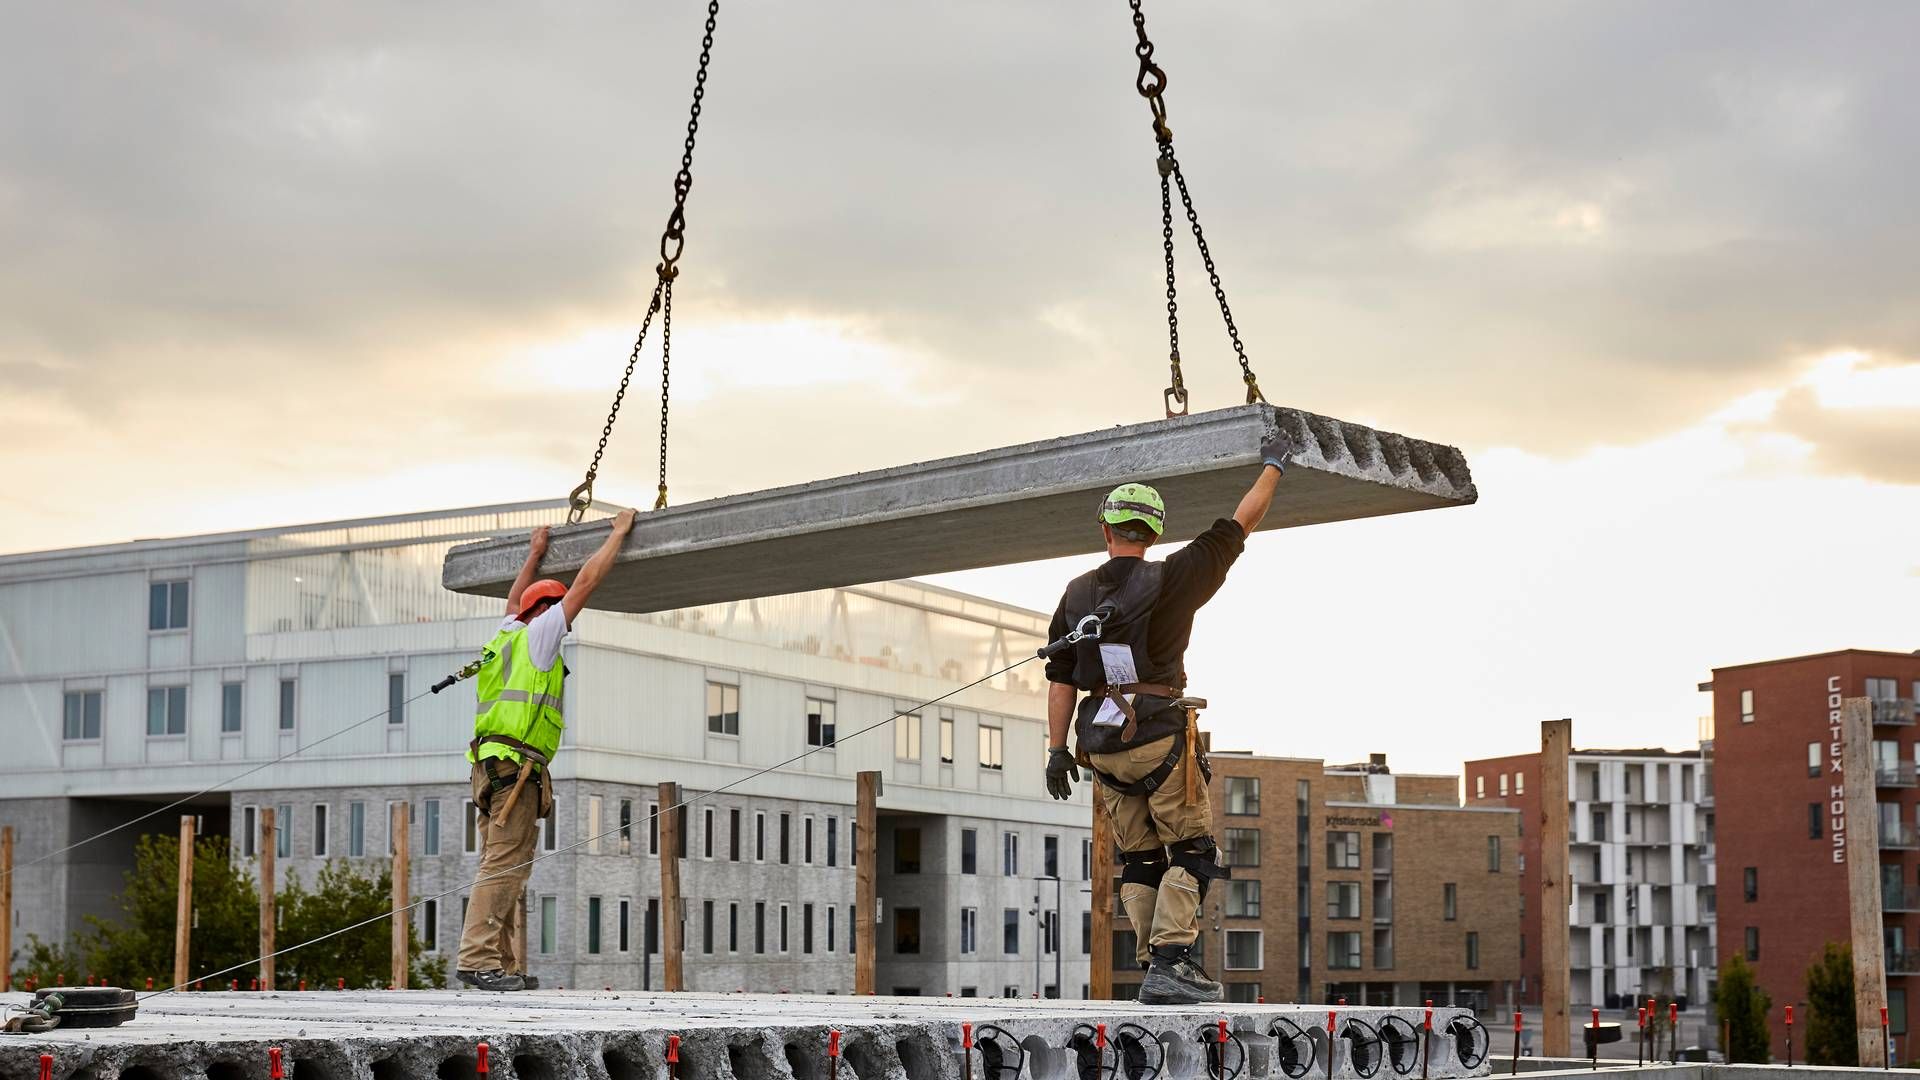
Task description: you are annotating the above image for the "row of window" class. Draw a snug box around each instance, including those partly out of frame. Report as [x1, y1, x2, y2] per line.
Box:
[917, 906, 1089, 957]
[61, 675, 397, 741]
[583, 799, 849, 866]
[1219, 828, 1501, 874]
[238, 799, 558, 860]
[921, 828, 1092, 879]
[1319, 929, 1478, 971]
[1472, 771, 1527, 799]
[1741, 679, 1920, 727]
[710, 684, 1007, 769]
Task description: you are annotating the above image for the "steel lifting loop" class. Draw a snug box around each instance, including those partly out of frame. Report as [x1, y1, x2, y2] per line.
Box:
[1113, 1024, 1166, 1080]
[654, 483, 669, 512]
[1377, 1017, 1423, 1077]
[974, 1024, 1027, 1080]
[1268, 1018, 1317, 1080]
[1069, 1024, 1117, 1080]
[1243, 373, 1266, 405]
[567, 477, 595, 524]
[1164, 384, 1190, 418]
[1198, 1022, 1248, 1080]
[1136, 58, 1167, 99]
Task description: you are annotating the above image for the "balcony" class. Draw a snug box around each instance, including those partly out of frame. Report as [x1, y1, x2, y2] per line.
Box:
[1875, 699, 1918, 727]
[1888, 949, 1920, 976]
[1887, 885, 1920, 914]
[1882, 823, 1920, 850]
[1878, 763, 1918, 788]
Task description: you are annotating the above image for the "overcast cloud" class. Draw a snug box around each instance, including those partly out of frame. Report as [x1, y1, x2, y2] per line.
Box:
[4, 2, 1918, 772]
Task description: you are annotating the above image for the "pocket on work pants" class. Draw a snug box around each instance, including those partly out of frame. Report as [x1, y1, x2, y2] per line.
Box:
[469, 762, 493, 816]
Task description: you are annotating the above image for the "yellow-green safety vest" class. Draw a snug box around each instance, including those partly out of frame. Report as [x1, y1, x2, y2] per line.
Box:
[468, 622, 565, 767]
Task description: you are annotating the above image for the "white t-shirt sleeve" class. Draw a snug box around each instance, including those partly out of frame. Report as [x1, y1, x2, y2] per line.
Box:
[524, 603, 571, 671]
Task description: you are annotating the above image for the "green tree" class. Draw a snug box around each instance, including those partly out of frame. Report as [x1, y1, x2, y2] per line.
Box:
[276, 860, 446, 990]
[1716, 954, 1773, 1063]
[85, 832, 259, 988]
[1805, 941, 1857, 1066]
[9, 934, 88, 987]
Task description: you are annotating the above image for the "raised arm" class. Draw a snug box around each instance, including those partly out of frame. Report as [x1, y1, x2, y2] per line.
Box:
[562, 509, 638, 625]
[1231, 429, 1297, 534]
[504, 526, 551, 616]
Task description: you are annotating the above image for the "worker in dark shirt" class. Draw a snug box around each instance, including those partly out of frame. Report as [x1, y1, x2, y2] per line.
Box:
[1043, 428, 1293, 1004]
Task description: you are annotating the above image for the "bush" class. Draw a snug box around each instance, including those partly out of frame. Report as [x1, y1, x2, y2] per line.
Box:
[1805, 941, 1857, 1066]
[1716, 954, 1772, 1063]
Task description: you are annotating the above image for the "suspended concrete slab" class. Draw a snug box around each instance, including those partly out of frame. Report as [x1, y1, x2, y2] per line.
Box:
[442, 404, 1477, 614]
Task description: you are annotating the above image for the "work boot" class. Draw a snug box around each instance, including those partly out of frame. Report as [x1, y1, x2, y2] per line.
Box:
[1138, 944, 1222, 1006]
[457, 969, 525, 992]
[516, 973, 540, 990]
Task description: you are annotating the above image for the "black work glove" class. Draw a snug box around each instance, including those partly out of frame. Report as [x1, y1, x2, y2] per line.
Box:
[1046, 747, 1081, 801]
[1260, 427, 1299, 473]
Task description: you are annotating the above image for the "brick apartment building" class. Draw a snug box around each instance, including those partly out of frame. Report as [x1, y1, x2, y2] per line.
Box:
[1108, 753, 1521, 1009]
[1708, 648, 1920, 1058]
[1464, 748, 1715, 1010]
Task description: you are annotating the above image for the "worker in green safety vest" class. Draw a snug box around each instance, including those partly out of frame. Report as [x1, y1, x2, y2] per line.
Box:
[455, 508, 635, 991]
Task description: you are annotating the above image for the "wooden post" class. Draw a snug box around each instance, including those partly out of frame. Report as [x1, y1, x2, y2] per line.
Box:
[2, 825, 13, 993]
[659, 782, 684, 992]
[259, 808, 277, 989]
[391, 802, 410, 990]
[1842, 696, 1888, 1065]
[855, 771, 879, 995]
[1539, 719, 1572, 1058]
[174, 814, 195, 989]
[1090, 797, 1114, 1001]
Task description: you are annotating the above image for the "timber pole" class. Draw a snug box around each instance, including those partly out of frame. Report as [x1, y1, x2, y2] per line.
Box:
[659, 782, 684, 992]
[1540, 719, 1573, 1058]
[855, 771, 879, 995]
[1842, 696, 1888, 1065]
[174, 814, 195, 989]
[2, 825, 13, 993]
[260, 808, 277, 989]
[391, 802, 410, 990]
[1091, 796, 1114, 1000]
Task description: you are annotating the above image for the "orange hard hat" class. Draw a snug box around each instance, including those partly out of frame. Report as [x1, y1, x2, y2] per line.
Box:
[515, 579, 568, 619]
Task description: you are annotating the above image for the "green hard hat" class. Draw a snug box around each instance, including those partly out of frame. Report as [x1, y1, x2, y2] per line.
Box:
[1098, 482, 1166, 536]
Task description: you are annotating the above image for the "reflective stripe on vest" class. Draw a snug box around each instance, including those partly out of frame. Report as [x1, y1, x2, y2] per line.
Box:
[469, 623, 565, 765]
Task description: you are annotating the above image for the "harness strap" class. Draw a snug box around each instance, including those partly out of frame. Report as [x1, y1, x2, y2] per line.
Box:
[1089, 730, 1187, 797]
[1090, 681, 1185, 741]
[470, 733, 552, 770]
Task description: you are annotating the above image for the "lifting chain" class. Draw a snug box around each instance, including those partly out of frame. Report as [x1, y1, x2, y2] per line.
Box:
[568, 0, 720, 523]
[1128, 0, 1265, 418]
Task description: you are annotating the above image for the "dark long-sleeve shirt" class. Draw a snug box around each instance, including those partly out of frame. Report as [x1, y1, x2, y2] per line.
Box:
[1043, 517, 1247, 688]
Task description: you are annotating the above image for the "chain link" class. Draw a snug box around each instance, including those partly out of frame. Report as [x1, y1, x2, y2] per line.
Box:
[1126, 0, 1264, 415]
[569, 0, 720, 521]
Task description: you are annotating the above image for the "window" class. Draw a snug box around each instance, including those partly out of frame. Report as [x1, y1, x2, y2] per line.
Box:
[702, 807, 713, 859]
[779, 903, 790, 953]
[699, 900, 714, 954]
[807, 698, 836, 748]
[804, 816, 814, 864]
[1740, 689, 1755, 724]
[755, 902, 766, 954]
[148, 580, 190, 631]
[1443, 883, 1457, 921]
[1082, 838, 1092, 880]
[619, 898, 632, 953]
[620, 799, 635, 856]
[706, 681, 740, 735]
[645, 898, 660, 956]
[588, 795, 603, 855]
[1810, 803, 1823, 840]
[1894, 989, 1910, 1037]
[1372, 833, 1393, 873]
[1475, 775, 1485, 799]
[961, 828, 978, 874]
[895, 827, 922, 873]
[848, 905, 856, 954]
[314, 804, 330, 858]
[1487, 836, 1501, 873]
[421, 898, 439, 952]
[279, 679, 296, 730]
[1004, 908, 1020, 954]
[587, 897, 603, 954]
[940, 716, 954, 764]
[423, 800, 441, 856]
[728, 902, 740, 952]
[1499, 773, 1508, 797]
[1225, 828, 1262, 868]
[648, 803, 660, 856]
[539, 896, 557, 954]
[1373, 926, 1395, 969]
[894, 907, 921, 954]
[349, 801, 366, 857]
[1515, 772, 1524, 795]
[730, 808, 742, 861]
[1225, 777, 1261, 815]
[1591, 808, 1609, 842]
[827, 905, 836, 953]
[979, 724, 1003, 770]
[1328, 932, 1361, 970]
[542, 810, 555, 851]
[1328, 882, 1361, 919]
[220, 682, 243, 733]
[146, 686, 187, 736]
[895, 714, 921, 760]
[779, 812, 791, 865]
[803, 903, 814, 954]
[1003, 832, 1020, 875]
[1327, 831, 1360, 870]
[243, 806, 258, 858]
[1226, 880, 1262, 918]
[1044, 835, 1059, 879]
[1744, 926, 1759, 961]
[275, 804, 291, 858]
[1809, 742, 1822, 778]
[1743, 867, 1758, 902]
[827, 816, 839, 866]
[1593, 892, 1611, 923]
[755, 812, 766, 861]
[62, 691, 102, 741]
[1466, 932, 1480, 970]
[1082, 910, 1092, 954]
[1223, 931, 1262, 970]
[1869, 678, 1900, 703]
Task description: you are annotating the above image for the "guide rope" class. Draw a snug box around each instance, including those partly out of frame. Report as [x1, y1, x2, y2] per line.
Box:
[569, 0, 721, 522]
[139, 653, 1040, 999]
[1127, 0, 1264, 417]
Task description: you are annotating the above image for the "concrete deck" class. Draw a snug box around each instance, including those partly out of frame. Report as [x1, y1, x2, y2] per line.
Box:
[441, 405, 1477, 614]
[1, 990, 1493, 1080]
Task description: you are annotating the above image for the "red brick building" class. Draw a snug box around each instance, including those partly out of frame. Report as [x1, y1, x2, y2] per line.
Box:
[1709, 648, 1920, 1058]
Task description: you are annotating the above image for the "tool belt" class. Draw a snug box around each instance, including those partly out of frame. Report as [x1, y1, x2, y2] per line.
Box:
[1088, 729, 1212, 797]
[1089, 681, 1186, 742]
[470, 733, 551, 772]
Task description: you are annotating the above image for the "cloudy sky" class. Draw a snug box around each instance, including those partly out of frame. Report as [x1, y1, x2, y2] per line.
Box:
[5, 2, 1917, 774]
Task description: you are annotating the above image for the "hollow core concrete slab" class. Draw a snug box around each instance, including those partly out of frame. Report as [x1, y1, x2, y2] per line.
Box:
[441, 404, 1477, 615]
[1, 990, 1493, 1080]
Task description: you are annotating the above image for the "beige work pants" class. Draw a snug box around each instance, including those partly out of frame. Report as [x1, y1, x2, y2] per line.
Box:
[1091, 734, 1212, 968]
[455, 760, 541, 974]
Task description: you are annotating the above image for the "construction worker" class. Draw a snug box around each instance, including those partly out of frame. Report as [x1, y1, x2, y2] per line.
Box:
[1043, 430, 1293, 1005]
[455, 509, 636, 991]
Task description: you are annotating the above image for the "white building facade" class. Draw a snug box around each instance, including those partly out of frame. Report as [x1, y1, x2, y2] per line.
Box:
[0, 502, 1091, 996]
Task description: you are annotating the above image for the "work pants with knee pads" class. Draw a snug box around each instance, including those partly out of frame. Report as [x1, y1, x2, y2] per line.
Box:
[1091, 734, 1219, 968]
